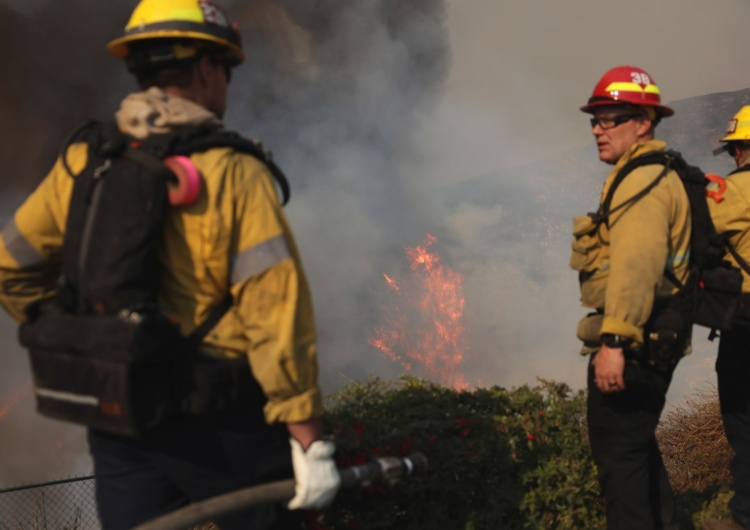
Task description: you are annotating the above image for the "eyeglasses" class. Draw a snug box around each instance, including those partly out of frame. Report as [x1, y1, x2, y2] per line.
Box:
[589, 114, 643, 130]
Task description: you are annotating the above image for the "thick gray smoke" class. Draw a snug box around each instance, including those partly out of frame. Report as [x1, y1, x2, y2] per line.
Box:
[4, 0, 750, 489]
[224, 1, 452, 387]
[0, 0, 450, 485]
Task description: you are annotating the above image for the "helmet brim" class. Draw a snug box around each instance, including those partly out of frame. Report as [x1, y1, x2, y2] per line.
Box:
[107, 31, 244, 65]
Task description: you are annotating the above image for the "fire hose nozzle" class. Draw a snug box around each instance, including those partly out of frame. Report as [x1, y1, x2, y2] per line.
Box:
[340, 452, 428, 489]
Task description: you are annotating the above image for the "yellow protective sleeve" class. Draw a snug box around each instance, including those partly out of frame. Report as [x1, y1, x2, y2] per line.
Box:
[222, 152, 323, 424]
[0, 144, 84, 322]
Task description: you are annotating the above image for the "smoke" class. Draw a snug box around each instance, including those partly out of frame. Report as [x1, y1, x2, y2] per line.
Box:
[0, 0, 50, 18]
[224, 0, 452, 386]
[3, 0, 750, 488]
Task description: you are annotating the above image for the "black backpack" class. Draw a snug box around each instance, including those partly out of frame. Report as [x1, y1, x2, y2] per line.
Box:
[18, 121, 288, 436]
[592, 149, 743, 361]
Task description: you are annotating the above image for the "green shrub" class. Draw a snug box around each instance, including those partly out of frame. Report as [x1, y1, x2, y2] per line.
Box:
[311, 377, 604, 530]
[305, 377, 736, 530]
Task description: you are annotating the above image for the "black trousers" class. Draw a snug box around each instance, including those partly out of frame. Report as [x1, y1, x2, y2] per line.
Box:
[88, 411, 302, 530]
[717, 323, 750, 529]
[587, 355, 678, 530]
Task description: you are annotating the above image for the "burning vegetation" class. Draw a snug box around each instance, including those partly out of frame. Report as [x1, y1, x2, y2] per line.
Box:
[369, 234, 468, 389]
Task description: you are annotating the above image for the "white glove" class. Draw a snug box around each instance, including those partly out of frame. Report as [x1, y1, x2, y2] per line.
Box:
[287, 438, 341, 510]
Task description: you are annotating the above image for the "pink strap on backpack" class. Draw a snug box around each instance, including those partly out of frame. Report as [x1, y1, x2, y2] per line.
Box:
[164, 156, 201, 206]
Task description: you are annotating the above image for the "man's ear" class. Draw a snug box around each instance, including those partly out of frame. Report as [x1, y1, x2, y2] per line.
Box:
[734, 144, 746, 166]
[636, 116, 654, 137]
[194, 54, 213, 88]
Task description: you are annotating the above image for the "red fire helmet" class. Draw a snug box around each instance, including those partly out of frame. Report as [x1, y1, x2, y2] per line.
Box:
[580, 65, 674, 117]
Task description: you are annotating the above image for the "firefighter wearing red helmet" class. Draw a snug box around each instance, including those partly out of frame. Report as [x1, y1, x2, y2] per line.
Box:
[571, 65, 689, 530]
[0, 0, 339, 528]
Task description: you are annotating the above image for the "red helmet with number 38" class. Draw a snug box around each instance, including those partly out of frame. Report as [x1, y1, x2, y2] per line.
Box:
[580, 65, 674, 118]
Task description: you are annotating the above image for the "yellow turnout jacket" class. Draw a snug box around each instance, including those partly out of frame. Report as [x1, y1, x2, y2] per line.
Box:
[708, 151, 750, 293]
[570, 140, 691, 347]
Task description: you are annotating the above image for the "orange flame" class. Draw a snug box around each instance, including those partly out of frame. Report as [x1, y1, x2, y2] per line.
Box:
[383, 274, 400, 293]
[369, 234, 467, 389]
[0, 384, 31, 420]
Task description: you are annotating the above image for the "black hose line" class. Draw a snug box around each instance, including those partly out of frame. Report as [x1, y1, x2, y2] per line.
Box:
[132, 453, 428, 530]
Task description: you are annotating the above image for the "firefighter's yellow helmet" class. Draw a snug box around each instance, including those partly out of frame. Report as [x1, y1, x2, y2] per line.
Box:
[107, 0, 244, 67]
[721, 106, 750, 142]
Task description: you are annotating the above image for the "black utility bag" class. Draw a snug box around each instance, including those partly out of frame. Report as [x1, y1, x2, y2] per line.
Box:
[19, 121, 288, 437]
[594, 150, 743, 362]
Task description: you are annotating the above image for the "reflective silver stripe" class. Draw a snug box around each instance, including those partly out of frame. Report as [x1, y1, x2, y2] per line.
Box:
[231, 235, 291, 284]
[668, 251, 689, 269]
[2, 219, 44, 267]
[35, 387, 99, 407]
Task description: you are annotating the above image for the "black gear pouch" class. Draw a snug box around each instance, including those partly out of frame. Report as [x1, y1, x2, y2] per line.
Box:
[693, 265, 743, 330]
[642, 296, 692, 367]
[19, 305, 263, 437]
[19, 307, 186, 437]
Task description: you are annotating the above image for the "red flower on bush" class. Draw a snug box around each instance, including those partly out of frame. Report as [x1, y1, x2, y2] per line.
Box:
[401, 438, 412, 453]
[460, 428, 471, 438]
[455, 418, 476, 427]
[526, 433, 535, 441]
[352, 423, 366, 436]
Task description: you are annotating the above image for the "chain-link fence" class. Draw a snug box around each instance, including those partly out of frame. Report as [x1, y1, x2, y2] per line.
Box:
[0, 475, 101, 530]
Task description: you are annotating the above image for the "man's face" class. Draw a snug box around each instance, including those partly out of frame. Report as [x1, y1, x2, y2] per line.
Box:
[590, 108, 651, 164]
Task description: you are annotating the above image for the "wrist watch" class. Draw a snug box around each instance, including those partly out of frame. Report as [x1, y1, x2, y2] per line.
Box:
[601, 333, 628, 348]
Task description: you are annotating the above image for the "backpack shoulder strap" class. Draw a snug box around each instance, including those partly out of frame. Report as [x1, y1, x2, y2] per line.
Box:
[172, 129, 291, 206]
[594, 150, 673, 226]
[726, 242, 750, 277]
[59, 120, 127, 178]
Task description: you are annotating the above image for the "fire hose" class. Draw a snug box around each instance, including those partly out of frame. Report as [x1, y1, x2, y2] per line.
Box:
[131, 452, 428, 530]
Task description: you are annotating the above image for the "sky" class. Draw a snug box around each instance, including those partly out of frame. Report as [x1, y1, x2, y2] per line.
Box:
[1, 0, 750, 485]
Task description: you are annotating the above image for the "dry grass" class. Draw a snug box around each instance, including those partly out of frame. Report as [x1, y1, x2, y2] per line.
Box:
[657, 386, 733, 493]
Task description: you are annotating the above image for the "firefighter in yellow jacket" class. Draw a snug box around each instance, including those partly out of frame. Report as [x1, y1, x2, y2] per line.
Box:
[0, 1, 339, 528]
[702, 106, 750, 530]
[572, 65, 690, 530]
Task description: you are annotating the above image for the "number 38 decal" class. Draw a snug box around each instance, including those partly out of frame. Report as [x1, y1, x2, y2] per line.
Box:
[631, 72, 651, 86]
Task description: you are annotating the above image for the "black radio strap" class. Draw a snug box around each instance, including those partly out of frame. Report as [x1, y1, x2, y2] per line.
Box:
[188, 293, 234, 345]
